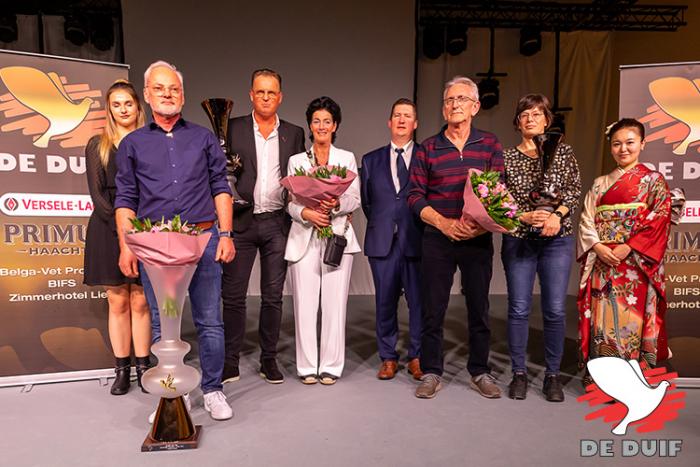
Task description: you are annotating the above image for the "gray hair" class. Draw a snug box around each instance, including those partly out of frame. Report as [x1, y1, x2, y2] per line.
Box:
[144, 60, 184, 88]
[443, 76, 479, 101]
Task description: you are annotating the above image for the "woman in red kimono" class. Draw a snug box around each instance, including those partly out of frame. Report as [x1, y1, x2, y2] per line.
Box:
[577, 118, 671, 385]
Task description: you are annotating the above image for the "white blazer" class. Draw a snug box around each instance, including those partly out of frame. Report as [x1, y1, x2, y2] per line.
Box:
[285, 145, 361, 263]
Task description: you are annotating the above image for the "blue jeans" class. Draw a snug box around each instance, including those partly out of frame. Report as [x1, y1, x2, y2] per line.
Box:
[140, 228, 224, 393]
[501, 235, 573, 375]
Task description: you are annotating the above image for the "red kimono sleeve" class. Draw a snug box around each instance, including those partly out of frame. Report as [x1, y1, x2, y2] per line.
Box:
[626, 172, 671, 264]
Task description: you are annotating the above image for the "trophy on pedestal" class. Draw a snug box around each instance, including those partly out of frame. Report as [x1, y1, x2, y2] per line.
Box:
[124, 226, 211, 452]
[201, 98, 249, 206]
[527, 131, 563, 237]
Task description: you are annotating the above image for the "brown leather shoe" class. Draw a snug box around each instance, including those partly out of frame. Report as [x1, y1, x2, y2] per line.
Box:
[470, 373, 502, 399]
[377, 360, 398, 380]
[407, 358, 423, 380]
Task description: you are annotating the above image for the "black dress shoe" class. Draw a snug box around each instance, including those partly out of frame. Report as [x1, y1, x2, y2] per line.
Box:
[222, 364, 240, 383]
[110, 357, 131, 396]
[508, 372, 528, 400]
[259, 359, 284, 384]
[543, 374, 565, 402]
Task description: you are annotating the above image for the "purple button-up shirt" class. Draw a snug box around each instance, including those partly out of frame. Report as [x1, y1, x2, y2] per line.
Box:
[115, 118, 232, 224]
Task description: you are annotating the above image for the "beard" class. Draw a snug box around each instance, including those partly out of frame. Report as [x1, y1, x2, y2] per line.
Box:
[151, 100, 183, 118]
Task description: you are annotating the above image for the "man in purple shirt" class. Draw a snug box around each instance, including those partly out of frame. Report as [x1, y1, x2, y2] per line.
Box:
[407, 76, 504, 400]
[115, 60, 235, 421]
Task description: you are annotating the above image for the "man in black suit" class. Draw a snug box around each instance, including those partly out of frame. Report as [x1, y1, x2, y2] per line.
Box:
[222, 69, 305, 384]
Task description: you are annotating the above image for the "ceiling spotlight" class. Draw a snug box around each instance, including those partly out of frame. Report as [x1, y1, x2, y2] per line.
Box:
[519, 27, 542, 57]
[478, 78, 500, 110]
[64, 15, 88, 46]
[0, 14, 18, 43]
[446, 25, 467, 56]
[90, 15, 114, 51]
[422, 25, 445, 60]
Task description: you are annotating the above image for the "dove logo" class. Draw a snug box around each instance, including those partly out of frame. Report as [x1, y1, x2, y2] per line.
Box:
[643, 77, 700, 156]
[585, 357, 673, 436]
[577, 357, 686, 458]
[0, 66, 102, 149]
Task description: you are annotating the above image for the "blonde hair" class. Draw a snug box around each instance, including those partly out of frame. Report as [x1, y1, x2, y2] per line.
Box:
[98, 79, 145, 167]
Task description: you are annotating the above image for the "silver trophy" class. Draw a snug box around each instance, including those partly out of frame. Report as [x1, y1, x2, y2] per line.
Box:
[201, 98, 249, 206]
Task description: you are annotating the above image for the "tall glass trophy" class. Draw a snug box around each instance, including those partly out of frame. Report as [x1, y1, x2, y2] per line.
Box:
[201, 98, 249, 206]
[124, 225, 211, 451]
[527, 131, 563, 237]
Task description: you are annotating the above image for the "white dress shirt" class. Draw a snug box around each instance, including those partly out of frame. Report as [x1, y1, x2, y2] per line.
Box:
[389, 140, 414, 193]
[252, 111, 284, 213]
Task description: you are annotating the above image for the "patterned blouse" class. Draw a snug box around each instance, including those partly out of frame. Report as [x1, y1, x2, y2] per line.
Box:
[503, 143, 581, 238]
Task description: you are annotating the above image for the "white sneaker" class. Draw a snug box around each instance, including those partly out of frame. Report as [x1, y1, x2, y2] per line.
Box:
[203, 391, 233, 420]
[148, 393, 192, 424]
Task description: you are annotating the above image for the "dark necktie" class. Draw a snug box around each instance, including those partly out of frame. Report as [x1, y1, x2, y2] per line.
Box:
[396, 148, 408, 188]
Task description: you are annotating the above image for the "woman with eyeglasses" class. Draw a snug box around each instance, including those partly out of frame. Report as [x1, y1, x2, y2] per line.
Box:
[501, 94, 581, 402]
[83, 79, 151, 395]
[285, 96, 361, 385]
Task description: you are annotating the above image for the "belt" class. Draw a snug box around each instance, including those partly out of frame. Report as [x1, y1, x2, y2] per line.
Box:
[253, 209, 284, 220]
[194, 221, 215, 230]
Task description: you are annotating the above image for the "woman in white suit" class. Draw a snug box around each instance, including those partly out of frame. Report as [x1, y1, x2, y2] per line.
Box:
[286, 96, 361, 385]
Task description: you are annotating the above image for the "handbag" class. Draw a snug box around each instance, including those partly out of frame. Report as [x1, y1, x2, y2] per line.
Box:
[323, 234, 347, 267]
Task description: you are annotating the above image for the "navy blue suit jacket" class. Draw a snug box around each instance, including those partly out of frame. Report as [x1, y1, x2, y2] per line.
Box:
[361, 144, 423, 258]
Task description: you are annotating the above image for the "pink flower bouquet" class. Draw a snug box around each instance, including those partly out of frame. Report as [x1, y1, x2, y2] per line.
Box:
[462, 168, 521, 233]
[124, 215, 210, 267]
[281, 165, 357, 238]
[124, 215, 210, 319]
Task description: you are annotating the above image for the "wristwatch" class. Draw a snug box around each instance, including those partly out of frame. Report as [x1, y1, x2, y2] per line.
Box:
[218, 230, 233, 238]
[553, 211, 564, 219]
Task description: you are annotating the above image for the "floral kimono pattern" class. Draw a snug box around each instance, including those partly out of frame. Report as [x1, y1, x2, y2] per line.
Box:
[577, 164, 671, 369]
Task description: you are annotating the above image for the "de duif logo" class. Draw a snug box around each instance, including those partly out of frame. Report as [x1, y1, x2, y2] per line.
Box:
[641, 76, 700, 155]
[578, 357, 685, 435]
[0, 65, 102, 149]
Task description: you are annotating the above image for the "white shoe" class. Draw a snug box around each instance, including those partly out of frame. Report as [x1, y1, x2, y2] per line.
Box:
[203, 391, 233, 420]
[148, 393, 192, 424]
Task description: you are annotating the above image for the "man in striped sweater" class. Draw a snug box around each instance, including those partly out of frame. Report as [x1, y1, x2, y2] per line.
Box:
[407, 76, 504, 400]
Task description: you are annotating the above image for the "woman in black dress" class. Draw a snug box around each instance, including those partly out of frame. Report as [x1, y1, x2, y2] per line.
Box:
[83, 80, 149, 395]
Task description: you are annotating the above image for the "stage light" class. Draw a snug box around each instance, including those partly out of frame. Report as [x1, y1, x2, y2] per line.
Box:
[446, 25, 467, 56]
[64, 15, 88, 46]
[90, 15, 114, 51]
[0, 14, 18, 43]
[422, 25, 445, 60]
[519, 27, 542, 56]
[478, 78, 500, 110]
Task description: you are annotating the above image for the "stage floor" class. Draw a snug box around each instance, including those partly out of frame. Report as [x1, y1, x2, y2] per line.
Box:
[1, 295, 698, 466]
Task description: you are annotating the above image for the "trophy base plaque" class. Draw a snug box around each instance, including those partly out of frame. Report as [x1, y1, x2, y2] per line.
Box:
[141, 425, 201, 452]
[141, 396, 202, 452]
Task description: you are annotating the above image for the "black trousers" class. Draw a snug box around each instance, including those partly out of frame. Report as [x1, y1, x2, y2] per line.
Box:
[420, 226, 494, 377]
[221, 211, 288, 366]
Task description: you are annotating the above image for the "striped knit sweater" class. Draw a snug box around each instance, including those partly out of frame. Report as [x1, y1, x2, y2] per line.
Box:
[408, 126, 504, 219]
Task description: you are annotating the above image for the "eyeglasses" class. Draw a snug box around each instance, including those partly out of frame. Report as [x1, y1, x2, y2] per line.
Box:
[149, 85, 182, 96]
[518, 111, 545, 121]
[254, 90, 279, 100]
[443, 95, 476, 107]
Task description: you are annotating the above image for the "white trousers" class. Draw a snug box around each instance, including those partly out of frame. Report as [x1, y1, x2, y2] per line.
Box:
[288, 234, 354, 377]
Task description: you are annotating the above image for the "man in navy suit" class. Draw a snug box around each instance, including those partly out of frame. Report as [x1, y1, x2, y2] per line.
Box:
[361, 98, 424, 380]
